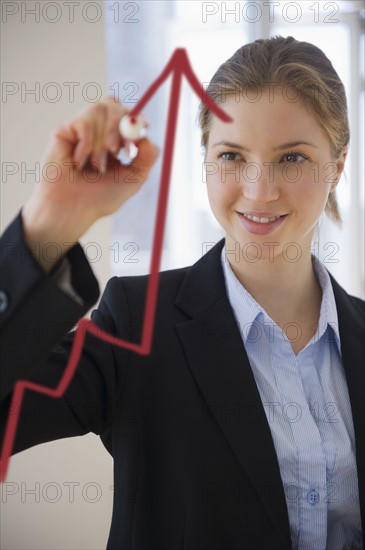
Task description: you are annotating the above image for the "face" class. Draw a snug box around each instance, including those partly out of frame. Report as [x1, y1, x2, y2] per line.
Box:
[205, 88, 347, 263]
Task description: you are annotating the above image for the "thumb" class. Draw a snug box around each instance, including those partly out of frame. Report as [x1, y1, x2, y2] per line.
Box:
[132, 138, 160, 182]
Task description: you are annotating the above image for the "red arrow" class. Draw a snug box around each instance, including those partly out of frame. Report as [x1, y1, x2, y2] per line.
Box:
[0, 48, 232, 482]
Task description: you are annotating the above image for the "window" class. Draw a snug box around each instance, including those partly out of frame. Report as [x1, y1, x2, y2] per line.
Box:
[105, 0, 364, 297]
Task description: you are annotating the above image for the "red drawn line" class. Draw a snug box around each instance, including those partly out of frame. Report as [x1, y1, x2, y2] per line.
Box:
[0, 48, 232, 482]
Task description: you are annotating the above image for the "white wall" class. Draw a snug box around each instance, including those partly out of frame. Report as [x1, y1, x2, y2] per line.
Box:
[1, 2, 113, 548]
[1, 2, 364, 549]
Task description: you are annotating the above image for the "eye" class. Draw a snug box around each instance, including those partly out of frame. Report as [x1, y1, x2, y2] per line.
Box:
[219, 151, 243, 162]
[281, 152, 307, 163]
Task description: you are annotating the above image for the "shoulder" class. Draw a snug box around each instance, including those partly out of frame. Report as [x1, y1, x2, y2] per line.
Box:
[102, 238, 226, 309]
[97, 239, 227, 333]
[99, 265, 192, 321]
[105, 265, 190, 300]
[329, 271, 365, 323]
[102, 238, 226, 306]
[121, 265, 190, 293]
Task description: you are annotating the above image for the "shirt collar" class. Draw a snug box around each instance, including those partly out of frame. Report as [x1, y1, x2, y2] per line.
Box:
[221, 246, 341, 351]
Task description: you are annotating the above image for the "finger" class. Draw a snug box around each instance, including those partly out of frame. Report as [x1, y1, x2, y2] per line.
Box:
[136, 137, 160, 163]
[103, 100, 130, 154]
[46, 99, 127, 174]
[72, 118, 94, 169]
[87, 95, 129, 155]
[91, 99, 131, 172]
[73, 104, 107, 170]
[82, 100, 126, 172]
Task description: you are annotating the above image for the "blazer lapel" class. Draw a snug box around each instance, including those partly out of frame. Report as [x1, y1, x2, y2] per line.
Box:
[330, 274, 365, 533]
[175, 240, 292, 547]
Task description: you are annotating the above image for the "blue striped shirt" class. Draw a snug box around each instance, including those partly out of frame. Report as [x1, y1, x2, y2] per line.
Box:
[221, 247, 363, 550]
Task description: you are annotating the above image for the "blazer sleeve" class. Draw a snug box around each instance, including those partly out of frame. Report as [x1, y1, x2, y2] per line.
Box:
[0, 213, 131, 455]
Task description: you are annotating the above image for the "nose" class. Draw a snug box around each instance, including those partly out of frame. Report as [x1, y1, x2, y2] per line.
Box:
[241, 162, 280, 202]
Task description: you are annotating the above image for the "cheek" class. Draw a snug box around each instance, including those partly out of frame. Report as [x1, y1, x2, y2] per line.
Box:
[206, 172, 240, 210]
[284, 176, 330, 227]
[301, 167, 332, 207]
[206, 177, 222, 218]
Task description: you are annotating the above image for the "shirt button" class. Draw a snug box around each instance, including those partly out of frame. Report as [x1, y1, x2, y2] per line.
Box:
[0, 290, 9, 313]
[307, 489, 320, 505]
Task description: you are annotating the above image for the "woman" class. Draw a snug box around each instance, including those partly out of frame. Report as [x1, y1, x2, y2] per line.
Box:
[1, 36, 364, 549]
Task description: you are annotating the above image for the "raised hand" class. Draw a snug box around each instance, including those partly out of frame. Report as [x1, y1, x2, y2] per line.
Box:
[21, 96, 159, 272]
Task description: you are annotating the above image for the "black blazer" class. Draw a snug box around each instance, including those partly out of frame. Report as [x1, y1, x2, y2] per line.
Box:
[1, 214, 364, 550]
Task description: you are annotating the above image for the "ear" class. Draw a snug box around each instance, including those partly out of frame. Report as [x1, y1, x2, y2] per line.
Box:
[335, 145, 348, 182]
[329, 145, 348, 192]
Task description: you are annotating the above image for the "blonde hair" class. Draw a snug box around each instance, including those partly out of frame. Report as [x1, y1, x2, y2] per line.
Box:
[198, 36, 349, 224]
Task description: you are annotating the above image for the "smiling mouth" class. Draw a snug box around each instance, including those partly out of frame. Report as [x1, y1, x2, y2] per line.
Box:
[241, 213, 286, 224]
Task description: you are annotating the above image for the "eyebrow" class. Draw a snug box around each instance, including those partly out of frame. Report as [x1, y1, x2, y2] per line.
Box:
[212, 140, 318, 151]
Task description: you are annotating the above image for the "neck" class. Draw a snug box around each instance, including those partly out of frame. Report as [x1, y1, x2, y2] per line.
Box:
[224, 239, 322, 326]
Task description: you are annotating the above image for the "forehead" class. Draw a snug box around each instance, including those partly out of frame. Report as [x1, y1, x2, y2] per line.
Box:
[207, 88, 328, 148]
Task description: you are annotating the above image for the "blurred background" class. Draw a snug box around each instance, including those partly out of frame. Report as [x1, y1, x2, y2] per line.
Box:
[1, 1, 364, 548]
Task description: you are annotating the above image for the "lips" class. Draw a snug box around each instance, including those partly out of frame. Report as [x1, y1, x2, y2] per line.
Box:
[242, 213, 282, 224]
[237, 211, 287, 235]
